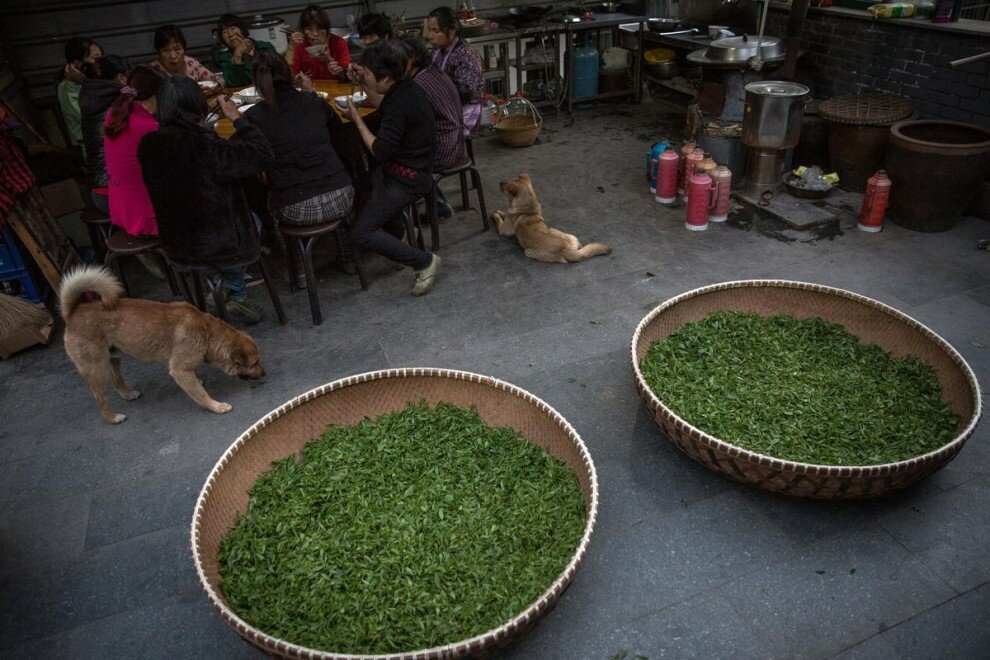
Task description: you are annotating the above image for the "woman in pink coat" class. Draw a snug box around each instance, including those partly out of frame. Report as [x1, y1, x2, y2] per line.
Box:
[104, 65, 165, 237]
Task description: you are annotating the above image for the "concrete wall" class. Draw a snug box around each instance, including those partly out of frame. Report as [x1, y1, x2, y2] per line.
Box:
[766, 7, 990, 126]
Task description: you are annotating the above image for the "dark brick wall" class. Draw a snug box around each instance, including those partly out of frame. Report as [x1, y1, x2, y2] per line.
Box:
[766, 9, 990, 125]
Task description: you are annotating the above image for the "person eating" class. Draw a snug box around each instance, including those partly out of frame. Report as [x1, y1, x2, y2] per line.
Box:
[148, 24, 220, 84]
[57, 37, 103, 153]
[217, 14, 277, 87]
[426, 6, 484, 137]
[284, 5, 350, 82]
[343, 40, 440, 296]
[356, 13, 392, 45]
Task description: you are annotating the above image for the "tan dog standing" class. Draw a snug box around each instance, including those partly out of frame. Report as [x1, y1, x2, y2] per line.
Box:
[492, 173, 612, 263]
[59, 266, 265, 424]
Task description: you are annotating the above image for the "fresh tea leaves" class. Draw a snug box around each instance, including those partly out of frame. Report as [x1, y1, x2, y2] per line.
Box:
[218, 402, 586, 655]
[640, 312, 959, 465]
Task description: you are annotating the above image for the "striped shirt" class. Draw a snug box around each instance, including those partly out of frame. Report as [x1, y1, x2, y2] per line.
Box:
[412, 64, 466, 172]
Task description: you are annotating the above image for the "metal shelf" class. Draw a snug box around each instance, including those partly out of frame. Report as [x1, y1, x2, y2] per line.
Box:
[509, 58, 560, 72]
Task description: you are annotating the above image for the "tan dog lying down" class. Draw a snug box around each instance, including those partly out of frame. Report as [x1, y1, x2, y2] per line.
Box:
[59, 265, 265, 424]
[492, 173, 612, 263]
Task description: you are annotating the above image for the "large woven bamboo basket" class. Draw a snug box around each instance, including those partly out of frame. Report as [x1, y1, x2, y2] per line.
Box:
[631, 281, 982, 499]
[495, 108, 542, 147]
[192, 368, 598, 659]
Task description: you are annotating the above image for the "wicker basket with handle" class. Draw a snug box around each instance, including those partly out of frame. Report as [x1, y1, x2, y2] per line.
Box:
[192, 368, 598, 659]
[495, 105, 542, 148]
[631, 280, 982, 499]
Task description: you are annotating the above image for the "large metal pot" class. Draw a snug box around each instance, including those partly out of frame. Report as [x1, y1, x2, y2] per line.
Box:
[246, 14, 288, 54]
[742, 81, 809, 149]
[687, 35, 785, 67]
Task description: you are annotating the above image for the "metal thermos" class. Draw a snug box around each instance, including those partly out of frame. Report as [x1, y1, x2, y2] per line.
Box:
[678, 140, 697, 194]
[709, 165, 732, 222]
[859, 170, 891, 232]
[686, 167, 713, 231]
[682, 148, 704, 200]
[656, 147, 680, 204]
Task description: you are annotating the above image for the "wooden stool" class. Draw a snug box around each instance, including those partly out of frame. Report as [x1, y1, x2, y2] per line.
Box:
[169, 256, 286, 326]
[80, 207, 111, 262]
[426, 159, 489, 251]
[279, 220, 368, 326]
[103, 232, 179, 297]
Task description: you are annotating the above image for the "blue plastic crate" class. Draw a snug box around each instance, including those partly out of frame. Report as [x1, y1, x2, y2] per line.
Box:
[0, 224, 27, 276]
[0, 267, 46, 304]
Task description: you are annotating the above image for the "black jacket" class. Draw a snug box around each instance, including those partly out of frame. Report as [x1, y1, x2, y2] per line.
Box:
[79, 79, 121, 189]
[372, 78, 436, 194]
[244, 85, 351, 208]
[137, 118, 274, 268]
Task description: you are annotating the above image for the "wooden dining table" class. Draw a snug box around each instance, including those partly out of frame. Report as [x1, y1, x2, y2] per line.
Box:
[214, 80, 375, 139]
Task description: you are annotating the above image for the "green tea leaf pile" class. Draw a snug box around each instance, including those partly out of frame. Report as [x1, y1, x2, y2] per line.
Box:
[218, 402, 585, 654]
[640, 312, 959, 465]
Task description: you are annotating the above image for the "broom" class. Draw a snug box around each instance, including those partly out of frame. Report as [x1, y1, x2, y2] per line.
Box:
[0, 292, 53, 341]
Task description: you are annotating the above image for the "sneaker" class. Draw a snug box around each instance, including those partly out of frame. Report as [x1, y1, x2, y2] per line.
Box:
[225, 299, 264, 325]
[411, 254, 441, 296]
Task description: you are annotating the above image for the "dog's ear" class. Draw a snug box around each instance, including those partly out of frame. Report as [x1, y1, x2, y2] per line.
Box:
[231, 349, 251, 367]
[519, 173, 531, 182]
[504, 181, 520, 196]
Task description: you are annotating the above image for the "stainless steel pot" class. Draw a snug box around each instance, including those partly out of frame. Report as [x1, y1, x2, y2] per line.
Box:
[647, 59, 679, 79]
[687, 35, 785, 67]
[742, 81, 810, 149]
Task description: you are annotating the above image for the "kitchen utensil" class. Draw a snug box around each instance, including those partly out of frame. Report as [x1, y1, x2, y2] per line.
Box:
[687, 35, 785, 67]
[783, 173, 832, 199]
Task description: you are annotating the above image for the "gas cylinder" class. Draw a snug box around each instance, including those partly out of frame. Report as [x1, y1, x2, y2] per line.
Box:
[859, 170, 891, 232]
[682, 148, 704, 200]
[678, 140, 697, 194]
[709, 165, 732, 222]
[685, 167, 713, 231]
[646, 140, 669, 192]
[655, 147, 680, 204]
[572, 34, 599, 102]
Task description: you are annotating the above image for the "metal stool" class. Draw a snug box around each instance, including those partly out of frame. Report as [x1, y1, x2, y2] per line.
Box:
[103, 232, 179, 297]
[425, 158, 489, 251]
[169, 256, 286, 326]
[80, 207, 111, 262]
[279, 220, 368, 326]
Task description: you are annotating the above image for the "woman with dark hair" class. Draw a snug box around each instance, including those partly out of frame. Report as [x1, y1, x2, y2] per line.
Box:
[217, 13, 277, 87]
[81, 55, 131, 214]
[284, 5, 350, 81]
[149, 24, 219, 83]
[103, 65, 165, 242]
[138, 77, 273, 323]
[57, 37, 103, 150]
[356, 12, 392, 45]
[244, 52, 354, 288]
[426, 6, 484, 136]
[344, 40, 440, 296]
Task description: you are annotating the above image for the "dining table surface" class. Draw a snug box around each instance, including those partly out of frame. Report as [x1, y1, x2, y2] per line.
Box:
[214, 80, 375, 139]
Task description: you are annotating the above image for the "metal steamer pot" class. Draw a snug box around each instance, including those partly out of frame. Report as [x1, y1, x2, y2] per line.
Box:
[687, 35, 785, 67]
[247, 14, 288, 54]
[742, 81, 810, 149]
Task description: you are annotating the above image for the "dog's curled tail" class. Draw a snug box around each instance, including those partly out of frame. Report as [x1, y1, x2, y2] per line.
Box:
[58, 265, 124, 319]
[563, 242, 613, 262]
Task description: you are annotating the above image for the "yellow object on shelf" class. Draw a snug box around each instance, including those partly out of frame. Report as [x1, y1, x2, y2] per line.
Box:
[867, 3, 916, 18]
[644, 48, 676, 65]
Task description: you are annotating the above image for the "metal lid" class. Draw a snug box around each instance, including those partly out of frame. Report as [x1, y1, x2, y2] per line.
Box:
[745, 81, 809, 97]
[247, 14, 284, 28]
[819, 93, 914, 126]
[686, 35, 785, 67]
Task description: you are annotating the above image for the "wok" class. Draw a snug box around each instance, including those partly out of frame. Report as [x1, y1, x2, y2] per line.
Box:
[506, 5, 550, 25]
[648, 17, 681, 32]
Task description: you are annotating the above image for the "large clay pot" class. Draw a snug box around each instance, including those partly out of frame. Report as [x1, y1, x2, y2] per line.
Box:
[886, 120, 990, 233]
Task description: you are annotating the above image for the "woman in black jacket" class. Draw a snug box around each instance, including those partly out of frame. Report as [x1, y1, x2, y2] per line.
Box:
[80, 54, 131, 213]
[244, 51, 354, 289]
[345, 40, 440, 297]
[138, 76, 274, 324]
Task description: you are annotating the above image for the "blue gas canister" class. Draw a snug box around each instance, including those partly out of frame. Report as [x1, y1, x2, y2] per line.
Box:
[571, 36, 599, 102]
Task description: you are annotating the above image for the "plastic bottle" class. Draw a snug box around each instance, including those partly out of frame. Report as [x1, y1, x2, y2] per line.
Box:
[479, 94, 498, 136]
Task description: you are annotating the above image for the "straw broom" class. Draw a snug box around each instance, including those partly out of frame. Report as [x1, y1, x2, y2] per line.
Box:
[0, 292, 52, 341]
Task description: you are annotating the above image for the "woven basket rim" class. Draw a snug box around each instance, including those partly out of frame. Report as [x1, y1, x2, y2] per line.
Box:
[495, 117, 543, 132]
[630, 280, 983, 476]
[191, 367, 599, 660]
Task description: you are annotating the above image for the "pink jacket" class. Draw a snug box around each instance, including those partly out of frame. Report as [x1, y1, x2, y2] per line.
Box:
[104, 103, 158, 236]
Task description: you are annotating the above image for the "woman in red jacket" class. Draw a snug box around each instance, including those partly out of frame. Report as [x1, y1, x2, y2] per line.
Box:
[284, 5, 350, 81]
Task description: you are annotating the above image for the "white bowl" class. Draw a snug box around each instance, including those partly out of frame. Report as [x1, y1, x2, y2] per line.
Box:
[237, 103, 256, 115]
[334, 91, 367, 109]
[198, 80, 220, 94]
[305, 44, 327, 57]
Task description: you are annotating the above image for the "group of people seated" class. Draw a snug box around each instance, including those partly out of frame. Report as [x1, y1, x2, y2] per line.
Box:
[57, 5, 487, 323]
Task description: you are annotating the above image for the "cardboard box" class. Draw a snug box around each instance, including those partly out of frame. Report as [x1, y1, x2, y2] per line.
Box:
[0, 319, 54, 359]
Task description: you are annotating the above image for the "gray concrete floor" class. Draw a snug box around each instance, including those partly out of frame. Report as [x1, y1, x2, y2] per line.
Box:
[2, 102, 989, 659]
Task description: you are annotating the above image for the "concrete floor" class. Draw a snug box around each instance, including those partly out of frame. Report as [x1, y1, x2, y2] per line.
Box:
[2, 102, 989, 659]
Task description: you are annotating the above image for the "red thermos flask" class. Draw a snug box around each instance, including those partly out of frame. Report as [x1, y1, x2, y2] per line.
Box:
[859, 170, 891, 232]
[709, 165, 732, 222]
[655, 147, 680, 205]
[685, 167, 713, 231]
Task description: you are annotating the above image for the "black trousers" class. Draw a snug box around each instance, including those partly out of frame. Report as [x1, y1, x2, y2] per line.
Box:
[352, 170, 432, 271]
